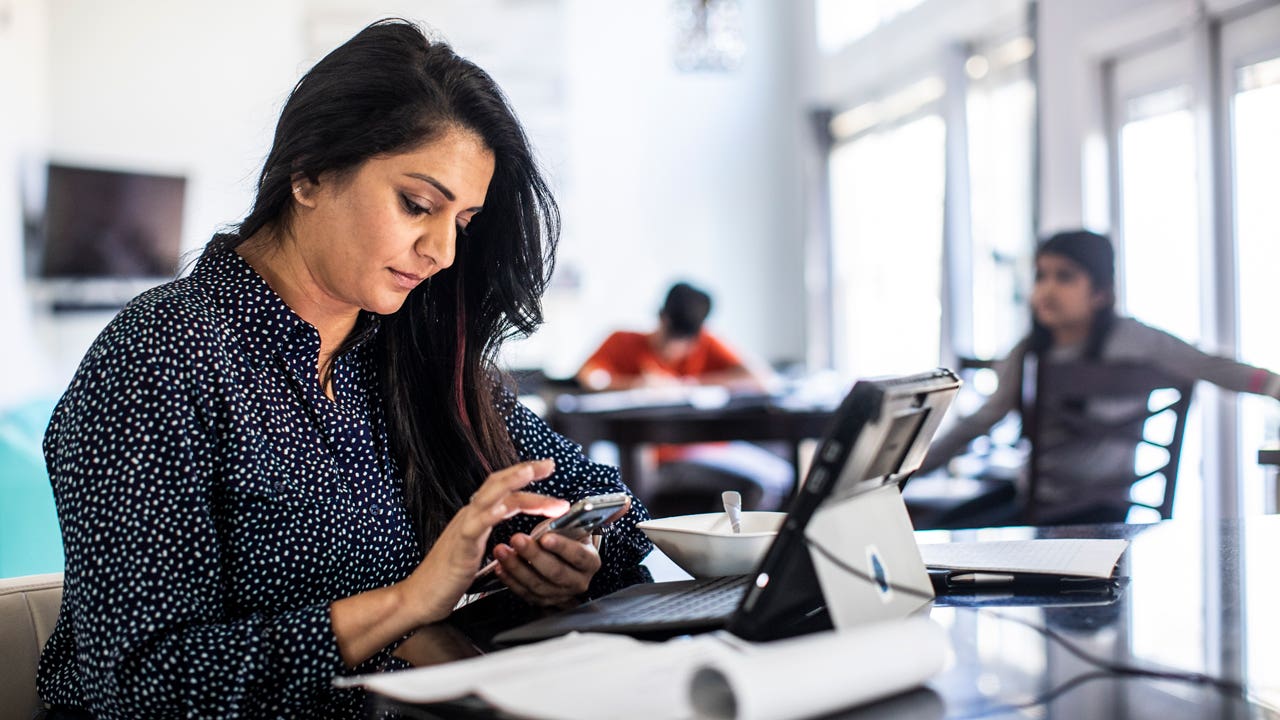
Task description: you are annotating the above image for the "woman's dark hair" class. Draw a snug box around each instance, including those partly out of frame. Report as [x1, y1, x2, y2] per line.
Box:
[204, 19, 558, 543]
[1027, 230, 1117, 360]
[660, 282, 712, 338]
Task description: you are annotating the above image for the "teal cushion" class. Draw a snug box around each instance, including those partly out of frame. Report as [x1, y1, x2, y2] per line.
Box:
[0, 397, 63, 578]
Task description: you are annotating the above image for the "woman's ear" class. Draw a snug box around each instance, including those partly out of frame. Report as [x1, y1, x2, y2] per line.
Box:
[289, 172, 320, 208]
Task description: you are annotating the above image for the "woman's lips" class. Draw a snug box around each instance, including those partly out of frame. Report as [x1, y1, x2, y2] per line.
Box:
[389, 268, 425, 290]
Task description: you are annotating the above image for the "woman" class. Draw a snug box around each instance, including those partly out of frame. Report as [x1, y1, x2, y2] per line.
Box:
[920, 230, 1280, 525]
[37, 20, 651, 719]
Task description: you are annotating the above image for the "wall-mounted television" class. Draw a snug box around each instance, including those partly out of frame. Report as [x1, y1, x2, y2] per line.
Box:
[37, 163, 186, 280]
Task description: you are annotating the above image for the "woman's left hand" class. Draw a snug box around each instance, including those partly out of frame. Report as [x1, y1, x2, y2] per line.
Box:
[492, 532, 599, 607]
[493, 498, 630, 607]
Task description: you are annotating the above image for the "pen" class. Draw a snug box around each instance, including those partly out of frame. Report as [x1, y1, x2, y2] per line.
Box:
[472, 523, 557, 580]
[941, 571, 1117, 590]
[948, 572, 1016, 585]
[474, 558, 500, 579]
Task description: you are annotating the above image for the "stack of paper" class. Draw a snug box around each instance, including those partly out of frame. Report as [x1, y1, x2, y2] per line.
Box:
[337, 617, 949, 720]
[918, 538, 1128, 579]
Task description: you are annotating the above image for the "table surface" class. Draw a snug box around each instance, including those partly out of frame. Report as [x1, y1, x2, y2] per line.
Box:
[375, 515, 1280, 720]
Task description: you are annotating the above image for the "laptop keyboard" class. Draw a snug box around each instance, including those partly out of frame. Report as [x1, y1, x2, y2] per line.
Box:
[493, 574, 755, 644]
[582, 574, 751, 627]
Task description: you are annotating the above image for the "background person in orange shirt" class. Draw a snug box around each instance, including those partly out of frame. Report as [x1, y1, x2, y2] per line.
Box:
[575, 282, 791, 515]
[576, 282, 768, 391]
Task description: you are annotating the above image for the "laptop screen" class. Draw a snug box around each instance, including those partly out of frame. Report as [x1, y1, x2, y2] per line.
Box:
[727, 368, 960, 640]
[824, 369, 959, 502]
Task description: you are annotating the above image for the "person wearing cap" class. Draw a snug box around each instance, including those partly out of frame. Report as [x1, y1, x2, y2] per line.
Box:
[919, 230, 1280, 525]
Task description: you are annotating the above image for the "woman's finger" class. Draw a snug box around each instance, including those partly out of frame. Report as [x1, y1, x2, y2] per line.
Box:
[510, 533, 591, 593]
[453, 492, 565, 545]
[499, 492, 570, 520]
[496, 560, 570, 607]
[495, 542, 561, 598]
[538, 532, 601, 574]
[469, 459, 555, 509]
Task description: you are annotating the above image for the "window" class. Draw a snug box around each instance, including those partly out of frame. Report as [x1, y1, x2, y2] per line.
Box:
[829, 113, 945, 378]
[1223, 8, 1280, 520]
[1116, 85, 1201, 344]
[1109, 39, 1204, 526]
[1223, 6, 1280, 693]
[966, 38, 1036, 361]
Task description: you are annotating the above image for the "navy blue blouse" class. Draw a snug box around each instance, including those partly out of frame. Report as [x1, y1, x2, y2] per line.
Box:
[36, 247, 651, 718]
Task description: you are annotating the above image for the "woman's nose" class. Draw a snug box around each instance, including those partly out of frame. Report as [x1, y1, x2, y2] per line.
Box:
[417, 223, 456, 270]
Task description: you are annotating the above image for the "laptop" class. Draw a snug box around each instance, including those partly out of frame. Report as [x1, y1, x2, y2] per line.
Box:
[493, 369, 961, 646]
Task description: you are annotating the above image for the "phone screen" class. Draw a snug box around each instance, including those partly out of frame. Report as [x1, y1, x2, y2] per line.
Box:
[540, 493, 628, 538]
[471, 492, 630, 585]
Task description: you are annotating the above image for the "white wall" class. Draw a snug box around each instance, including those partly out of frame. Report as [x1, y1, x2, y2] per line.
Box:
[1035, 0, 1206, 234]
[7, 0, 308, 399]
[521, 0, 807, 377]
[46, 0, 307, 253]
[499, 1, 798, 376]
[0, 0, 810, 400]
[811, 0, 1027, 108]
[0, 0, 49, 405]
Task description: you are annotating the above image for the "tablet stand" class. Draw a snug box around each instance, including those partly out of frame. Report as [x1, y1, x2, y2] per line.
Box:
[805, 483, 935, 630]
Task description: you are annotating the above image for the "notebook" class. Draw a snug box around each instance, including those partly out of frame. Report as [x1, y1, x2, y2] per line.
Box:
[493, 369, 962, 645]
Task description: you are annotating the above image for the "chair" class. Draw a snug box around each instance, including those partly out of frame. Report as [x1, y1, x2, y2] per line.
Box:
[1025, 359, 1193, 523]
[0, 397, 64, 578]
[0, 573, 63, 720]
[913, 359, 1192, 529]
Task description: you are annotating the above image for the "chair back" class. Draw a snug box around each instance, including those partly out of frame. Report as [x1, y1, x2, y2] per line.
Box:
[0, 573, 63, 720]
[1027, 360, 1193, 521]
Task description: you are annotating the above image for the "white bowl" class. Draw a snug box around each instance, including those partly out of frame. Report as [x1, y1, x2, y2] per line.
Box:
[638, 511, 786, 578]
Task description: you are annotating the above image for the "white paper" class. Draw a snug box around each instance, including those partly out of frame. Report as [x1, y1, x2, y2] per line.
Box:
[554, 385, 731, 413]
[688, 617, 949, 720]
[336, 633, 724, 720]
[337, 618, 951, 720]
[917, 538, 1128, 579]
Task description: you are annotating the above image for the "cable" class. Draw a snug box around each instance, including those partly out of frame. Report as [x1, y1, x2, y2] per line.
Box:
[802, 536, 1250, 701]
[949, 670, 1115, 720]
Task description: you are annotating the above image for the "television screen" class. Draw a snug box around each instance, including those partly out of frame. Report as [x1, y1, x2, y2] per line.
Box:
[38, 164, 185, 279]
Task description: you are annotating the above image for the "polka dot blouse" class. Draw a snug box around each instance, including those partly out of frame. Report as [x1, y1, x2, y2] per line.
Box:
[36, 245, 653, 719]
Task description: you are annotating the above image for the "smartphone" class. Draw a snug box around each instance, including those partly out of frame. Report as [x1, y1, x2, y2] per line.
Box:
[532, 492, 630, 541]
[472, 493, 630, 580]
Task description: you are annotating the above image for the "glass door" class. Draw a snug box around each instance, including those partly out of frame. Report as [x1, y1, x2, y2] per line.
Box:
[1223, 5, 1280, 519]
[828, 113, 945, 379]
[966, 39, 1035, 363]
[1109, 38, 1204, 525]
[1222, 0, 1280, 688]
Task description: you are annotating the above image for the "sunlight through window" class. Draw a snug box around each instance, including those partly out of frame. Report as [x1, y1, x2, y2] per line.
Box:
[829, 115, 945, 379]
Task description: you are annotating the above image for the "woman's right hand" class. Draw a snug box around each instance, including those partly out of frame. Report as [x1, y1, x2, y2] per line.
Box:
[398, 458, 567, 626]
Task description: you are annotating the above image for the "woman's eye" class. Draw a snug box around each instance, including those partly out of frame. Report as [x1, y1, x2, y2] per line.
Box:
[400, 194, 430, 216]
[457, 213, 479, 238]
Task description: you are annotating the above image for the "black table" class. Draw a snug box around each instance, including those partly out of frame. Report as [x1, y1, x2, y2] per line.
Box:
[918, 517, 1277, 718]
[547, 400, 834, 501]
[372, 515, 1280, 719]
[1260, 449, 1280, 514]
